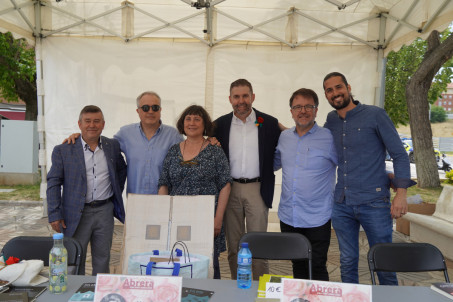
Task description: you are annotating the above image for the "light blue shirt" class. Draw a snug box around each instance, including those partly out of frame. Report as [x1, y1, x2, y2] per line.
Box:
[81, 137, 113, 203]
[114, 122, 183, 194]
[274, 123, 337, 228]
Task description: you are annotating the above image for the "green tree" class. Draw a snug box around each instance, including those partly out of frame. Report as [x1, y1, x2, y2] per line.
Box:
[0, 31, 37, 121]
[430, 105, 447, 123]
[385, 28, 453, 127]
[406, 29, 453, 188]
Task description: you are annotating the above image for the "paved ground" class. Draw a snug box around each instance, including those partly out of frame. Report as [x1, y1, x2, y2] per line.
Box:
[0, 202, 452, 286]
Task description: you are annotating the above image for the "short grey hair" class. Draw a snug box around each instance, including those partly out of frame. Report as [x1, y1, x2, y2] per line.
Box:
[136, 91, 161, 107]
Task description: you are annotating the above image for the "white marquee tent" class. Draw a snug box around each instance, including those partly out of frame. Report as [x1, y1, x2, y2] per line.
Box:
[0, 0, 452, 198]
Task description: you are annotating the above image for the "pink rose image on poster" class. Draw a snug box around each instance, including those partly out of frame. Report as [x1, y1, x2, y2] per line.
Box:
[97, 275, 122, 291]
[282, 279, 310, 302]
[154, 279, 180, 302]
[342, 287, 371, 302]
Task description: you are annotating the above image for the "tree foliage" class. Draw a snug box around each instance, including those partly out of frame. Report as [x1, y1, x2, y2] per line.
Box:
[0, 31, 37, 120]
[430, 105, 447, 123]
[385, 28, 453, 126]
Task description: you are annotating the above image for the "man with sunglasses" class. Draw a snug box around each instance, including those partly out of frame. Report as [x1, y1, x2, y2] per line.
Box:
[65, 91, 183, 194]
[114, 91, 183, 194]
[274, 88, 337, 281]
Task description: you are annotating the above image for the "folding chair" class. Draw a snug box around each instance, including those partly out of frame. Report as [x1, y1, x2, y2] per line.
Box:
[367, 242, 450, 285]
[1, 236, 83, 275]
[239, 232, 312, 279]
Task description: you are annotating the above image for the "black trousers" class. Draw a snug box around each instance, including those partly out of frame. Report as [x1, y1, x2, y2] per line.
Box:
[280, 219, 331, 281]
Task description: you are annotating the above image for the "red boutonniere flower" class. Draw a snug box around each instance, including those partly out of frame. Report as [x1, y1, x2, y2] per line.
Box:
[255, 117, 264, 127]
[6, 256, 20, 265]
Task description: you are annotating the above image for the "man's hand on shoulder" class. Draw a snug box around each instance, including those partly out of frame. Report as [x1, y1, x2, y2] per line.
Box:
[207, 137, 220, 146]
[62, 133, 81, 144]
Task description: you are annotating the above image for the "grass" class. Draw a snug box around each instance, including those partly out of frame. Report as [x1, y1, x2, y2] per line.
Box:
[391, 184, 445, 204]
[0, 184, 41, 201]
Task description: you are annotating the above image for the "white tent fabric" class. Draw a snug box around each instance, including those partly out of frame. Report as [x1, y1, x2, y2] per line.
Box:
[0, 0, 452, 194]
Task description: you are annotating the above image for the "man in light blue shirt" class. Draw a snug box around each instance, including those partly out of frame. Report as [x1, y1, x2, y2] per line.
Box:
[274, 88, 337, 281]
[114, 91, 182, 194]
[65, 91, 183, 194]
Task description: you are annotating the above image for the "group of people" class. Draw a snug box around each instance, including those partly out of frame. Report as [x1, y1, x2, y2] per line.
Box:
[46, 72, 414, 285]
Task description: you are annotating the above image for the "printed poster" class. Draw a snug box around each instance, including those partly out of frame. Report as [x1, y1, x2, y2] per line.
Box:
[94, 274, 182, 302]
[282, 278, 372, 302]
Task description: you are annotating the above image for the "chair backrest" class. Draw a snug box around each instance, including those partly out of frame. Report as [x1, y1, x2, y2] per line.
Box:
[239, 232, 312, 279]
[367, 242, 450, 285]
[1, 236, 83, 275]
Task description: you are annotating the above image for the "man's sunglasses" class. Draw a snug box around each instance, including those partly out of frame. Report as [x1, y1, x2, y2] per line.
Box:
[138, 104, 160, 112]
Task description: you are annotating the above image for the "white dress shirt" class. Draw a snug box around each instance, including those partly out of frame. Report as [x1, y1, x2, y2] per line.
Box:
[228, 110, 260, 179]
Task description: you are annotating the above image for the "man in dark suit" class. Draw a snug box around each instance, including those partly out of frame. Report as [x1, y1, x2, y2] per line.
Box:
[214, 79, 281, 280]
[47, 105, 127, 275]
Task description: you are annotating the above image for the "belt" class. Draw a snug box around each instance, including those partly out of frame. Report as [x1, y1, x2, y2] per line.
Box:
[233, 177, 261, 184]
[86, 197, 112, 207]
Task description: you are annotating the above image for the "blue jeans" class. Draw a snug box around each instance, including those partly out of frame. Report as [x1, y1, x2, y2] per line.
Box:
[332, 200, 398, 285]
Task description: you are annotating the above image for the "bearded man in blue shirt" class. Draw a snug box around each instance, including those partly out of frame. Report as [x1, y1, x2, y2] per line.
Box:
[323, 72, 415, 285]
[274, 88, 337, 281]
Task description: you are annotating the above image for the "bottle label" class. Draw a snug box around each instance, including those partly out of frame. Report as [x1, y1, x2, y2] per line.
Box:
[238, 257, 252, 265]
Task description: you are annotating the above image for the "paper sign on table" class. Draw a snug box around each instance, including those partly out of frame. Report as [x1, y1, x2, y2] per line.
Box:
[282, 278, 372, 302]
[94, 274, 182, 302]
[265, 282, 283, 299]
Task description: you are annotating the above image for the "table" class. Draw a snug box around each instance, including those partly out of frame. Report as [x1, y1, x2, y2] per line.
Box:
[36, 275, 452, 301]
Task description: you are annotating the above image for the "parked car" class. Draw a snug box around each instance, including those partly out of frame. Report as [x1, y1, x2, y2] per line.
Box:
[402, 139, 441, 163]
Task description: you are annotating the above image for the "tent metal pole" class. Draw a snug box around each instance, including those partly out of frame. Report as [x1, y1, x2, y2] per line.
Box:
[10, 0, 35, 34]
[0, 1, 34, 17]
[383, 0, 420, 48]
[421, 0, 450, 33]
[34, 1, 47, 217]
[295, 10, 378, 48]
[376, 15, 387, 109]
[295, 14, 378, 47]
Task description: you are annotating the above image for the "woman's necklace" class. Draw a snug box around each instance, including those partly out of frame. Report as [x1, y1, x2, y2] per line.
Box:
[180, 138, 206, 166]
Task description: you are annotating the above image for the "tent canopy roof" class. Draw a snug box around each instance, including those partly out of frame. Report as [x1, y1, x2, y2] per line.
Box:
[1, 0, 452, 54]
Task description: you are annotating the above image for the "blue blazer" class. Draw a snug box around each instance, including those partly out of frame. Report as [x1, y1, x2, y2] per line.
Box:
[214, 108, 281, 208]
[47, 136, 127, 237]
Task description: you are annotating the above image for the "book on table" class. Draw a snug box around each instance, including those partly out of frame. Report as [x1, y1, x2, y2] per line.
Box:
[68, 283, 96, 302]
[0, 286, 47, 302]
[431, 282, 453, 300]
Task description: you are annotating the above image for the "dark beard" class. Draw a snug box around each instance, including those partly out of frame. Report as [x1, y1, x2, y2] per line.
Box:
[330, 95, 351, 110]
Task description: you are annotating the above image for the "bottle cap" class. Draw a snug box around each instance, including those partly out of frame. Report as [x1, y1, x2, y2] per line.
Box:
[53, 233, 64, 240]
[241, 242, 249, 248]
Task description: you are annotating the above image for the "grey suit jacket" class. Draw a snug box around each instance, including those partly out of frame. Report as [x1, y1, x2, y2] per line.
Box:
[47, 136, 127, 237]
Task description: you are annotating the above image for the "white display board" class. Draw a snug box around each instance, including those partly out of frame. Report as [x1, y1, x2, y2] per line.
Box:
[121, 194, 215, 277]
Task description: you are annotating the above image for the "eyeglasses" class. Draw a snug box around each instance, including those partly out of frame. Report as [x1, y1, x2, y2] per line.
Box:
[291, 105, 317, 112]
[138, 104, 160, 112]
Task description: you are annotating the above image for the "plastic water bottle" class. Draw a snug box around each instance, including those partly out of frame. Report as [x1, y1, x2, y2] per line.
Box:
[237, 242, 252, 289]
[49, 233, 68, 294]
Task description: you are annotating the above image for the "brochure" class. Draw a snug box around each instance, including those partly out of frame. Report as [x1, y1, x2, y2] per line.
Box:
[181, 287, 214, 302]
[68, 283, 96, 302]
[1, 286, 46, 302]
[431, 282, 453, 300]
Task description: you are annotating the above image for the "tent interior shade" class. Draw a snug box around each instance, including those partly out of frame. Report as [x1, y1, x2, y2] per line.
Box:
[0, 0, 452, 54]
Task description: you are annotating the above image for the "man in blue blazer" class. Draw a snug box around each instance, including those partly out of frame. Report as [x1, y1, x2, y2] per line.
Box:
[47, 105, 127, 275]
[214, 79, 281, 280]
